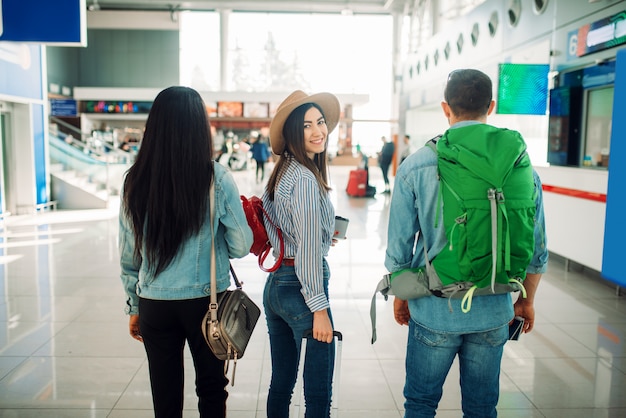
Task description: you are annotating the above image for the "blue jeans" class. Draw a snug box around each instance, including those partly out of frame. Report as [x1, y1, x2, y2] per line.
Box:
[404, 319, 508, 418]
[264, 261, 335, 418]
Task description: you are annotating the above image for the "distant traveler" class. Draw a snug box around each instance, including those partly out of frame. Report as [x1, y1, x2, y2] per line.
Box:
[399, 134, 411, 164]
[377, 136, 395, 193]
[251, 134, 271, 183]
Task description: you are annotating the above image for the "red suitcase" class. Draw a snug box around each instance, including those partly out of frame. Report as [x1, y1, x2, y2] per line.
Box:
[346, 169, 368, 197]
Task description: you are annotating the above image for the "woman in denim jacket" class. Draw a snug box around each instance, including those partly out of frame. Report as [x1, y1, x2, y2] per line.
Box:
[119, 86, 252, 418]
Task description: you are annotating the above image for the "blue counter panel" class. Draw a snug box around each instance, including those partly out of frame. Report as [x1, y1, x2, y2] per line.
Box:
[602, 48, 626, 288]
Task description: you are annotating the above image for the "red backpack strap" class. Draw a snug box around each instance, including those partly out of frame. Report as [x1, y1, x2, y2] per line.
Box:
[254, 199, 284, 272]
[242, 196, 285, 273]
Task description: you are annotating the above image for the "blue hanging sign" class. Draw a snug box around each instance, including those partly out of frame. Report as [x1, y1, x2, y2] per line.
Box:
[0, 0, 87, 46]
[50, 99, 78, 117]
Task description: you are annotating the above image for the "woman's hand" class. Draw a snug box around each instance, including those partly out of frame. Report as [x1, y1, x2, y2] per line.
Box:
[129, 315, 143, 342]
[312, 309, 334, 343]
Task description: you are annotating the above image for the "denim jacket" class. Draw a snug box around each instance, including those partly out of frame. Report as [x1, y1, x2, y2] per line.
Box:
[119, 162, 253, 315]
[385, 122, 548, 332]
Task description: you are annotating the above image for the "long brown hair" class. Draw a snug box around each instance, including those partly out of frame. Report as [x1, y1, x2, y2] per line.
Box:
[266, 103, 331, 199]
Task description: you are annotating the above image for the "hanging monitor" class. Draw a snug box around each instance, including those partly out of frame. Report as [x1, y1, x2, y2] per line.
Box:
[496, 63, 549, 115]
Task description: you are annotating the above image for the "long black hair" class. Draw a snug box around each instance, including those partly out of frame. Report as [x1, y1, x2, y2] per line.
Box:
[266, 103, 331, 199]
[122, 86, 213, 275]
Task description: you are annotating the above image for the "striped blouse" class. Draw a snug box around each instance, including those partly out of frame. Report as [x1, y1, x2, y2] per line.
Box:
[262, 154, 335, 312]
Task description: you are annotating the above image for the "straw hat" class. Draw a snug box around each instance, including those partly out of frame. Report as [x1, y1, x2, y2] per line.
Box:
[269, 90, 340, 155]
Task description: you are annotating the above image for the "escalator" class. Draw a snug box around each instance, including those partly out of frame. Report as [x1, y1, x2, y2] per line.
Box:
[49, 117, 132, 209]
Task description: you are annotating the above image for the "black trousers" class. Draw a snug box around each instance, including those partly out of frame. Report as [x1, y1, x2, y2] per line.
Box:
[139, 297, 228, 418]
[380, 162, 391, 186]
[255, 160, 266, 180]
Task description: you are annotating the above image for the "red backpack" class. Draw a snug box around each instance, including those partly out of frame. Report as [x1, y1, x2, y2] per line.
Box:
[240, 195, 284, 272]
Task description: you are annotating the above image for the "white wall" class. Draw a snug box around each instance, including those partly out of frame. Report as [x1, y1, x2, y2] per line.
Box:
[399, 0, 625, 272]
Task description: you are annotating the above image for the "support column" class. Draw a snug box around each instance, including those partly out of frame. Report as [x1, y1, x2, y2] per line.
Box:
[219, 9, 231, 91]
[344, 104, 353, 155]
[13, 103, 38, 214]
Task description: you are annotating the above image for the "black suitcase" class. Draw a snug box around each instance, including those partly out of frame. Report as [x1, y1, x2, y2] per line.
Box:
[291, 330, 343, 418]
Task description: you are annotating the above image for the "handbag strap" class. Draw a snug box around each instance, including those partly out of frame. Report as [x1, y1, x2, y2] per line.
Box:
[209, 182, 219, 323]
[209, 180, 243, 319]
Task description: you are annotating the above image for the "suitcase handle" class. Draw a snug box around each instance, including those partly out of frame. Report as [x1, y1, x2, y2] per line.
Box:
[295, 329, 343, 417]
[302, 329, 343, 341]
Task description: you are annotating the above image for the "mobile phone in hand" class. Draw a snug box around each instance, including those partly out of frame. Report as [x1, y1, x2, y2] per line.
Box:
[509, 316, 524, 340]
[333, 216, 349, 239]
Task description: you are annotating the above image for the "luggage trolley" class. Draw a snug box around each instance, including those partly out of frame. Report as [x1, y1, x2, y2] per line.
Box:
[292, 330, 343, 418]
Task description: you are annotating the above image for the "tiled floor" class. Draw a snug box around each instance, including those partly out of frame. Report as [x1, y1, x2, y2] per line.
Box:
[1, 164, 625, 418]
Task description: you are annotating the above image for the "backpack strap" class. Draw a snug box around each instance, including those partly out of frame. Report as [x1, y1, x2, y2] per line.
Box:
[426, 134, 442, 148]
[242, 195, 285, 273]
[425, 136, 444, 228]
[257, 203, 285, 272]
[489, 188, 499, 293]
[370, 273, 392, 344]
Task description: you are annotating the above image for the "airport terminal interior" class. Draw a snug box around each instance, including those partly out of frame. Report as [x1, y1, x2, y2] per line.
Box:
[1, 165, 625, 418]
[2, 0, 626, 417]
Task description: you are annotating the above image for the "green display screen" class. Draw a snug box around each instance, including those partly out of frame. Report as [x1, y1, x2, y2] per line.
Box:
[497, 63, 549, 115]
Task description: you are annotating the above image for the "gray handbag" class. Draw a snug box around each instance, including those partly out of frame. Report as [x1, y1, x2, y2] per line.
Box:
[201, 183, 260, 385]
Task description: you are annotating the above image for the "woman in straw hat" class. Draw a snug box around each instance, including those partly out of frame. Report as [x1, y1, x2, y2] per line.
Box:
[261, 90, 341, 418]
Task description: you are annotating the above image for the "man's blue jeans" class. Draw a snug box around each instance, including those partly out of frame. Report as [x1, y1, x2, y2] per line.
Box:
[263, 261, 335, 418]
[404, 319, 509, 418]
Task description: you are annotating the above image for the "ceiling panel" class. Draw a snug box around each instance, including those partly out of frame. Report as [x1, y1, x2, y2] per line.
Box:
[87, 0, 411, 15]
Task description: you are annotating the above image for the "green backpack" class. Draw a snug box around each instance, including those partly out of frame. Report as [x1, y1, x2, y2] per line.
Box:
[428, 124, 537, 311]
[370, 124, 538, 343]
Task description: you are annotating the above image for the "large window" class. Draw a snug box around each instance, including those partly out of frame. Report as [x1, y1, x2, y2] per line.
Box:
[546, 61, 616, 168]
[180, 12, 221, 90]
[583, 86, 614, 168]
[180, 11, 393, 154]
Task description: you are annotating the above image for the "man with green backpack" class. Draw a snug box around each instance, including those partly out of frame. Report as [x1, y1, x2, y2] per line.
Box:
[384, 69, 548, 418]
